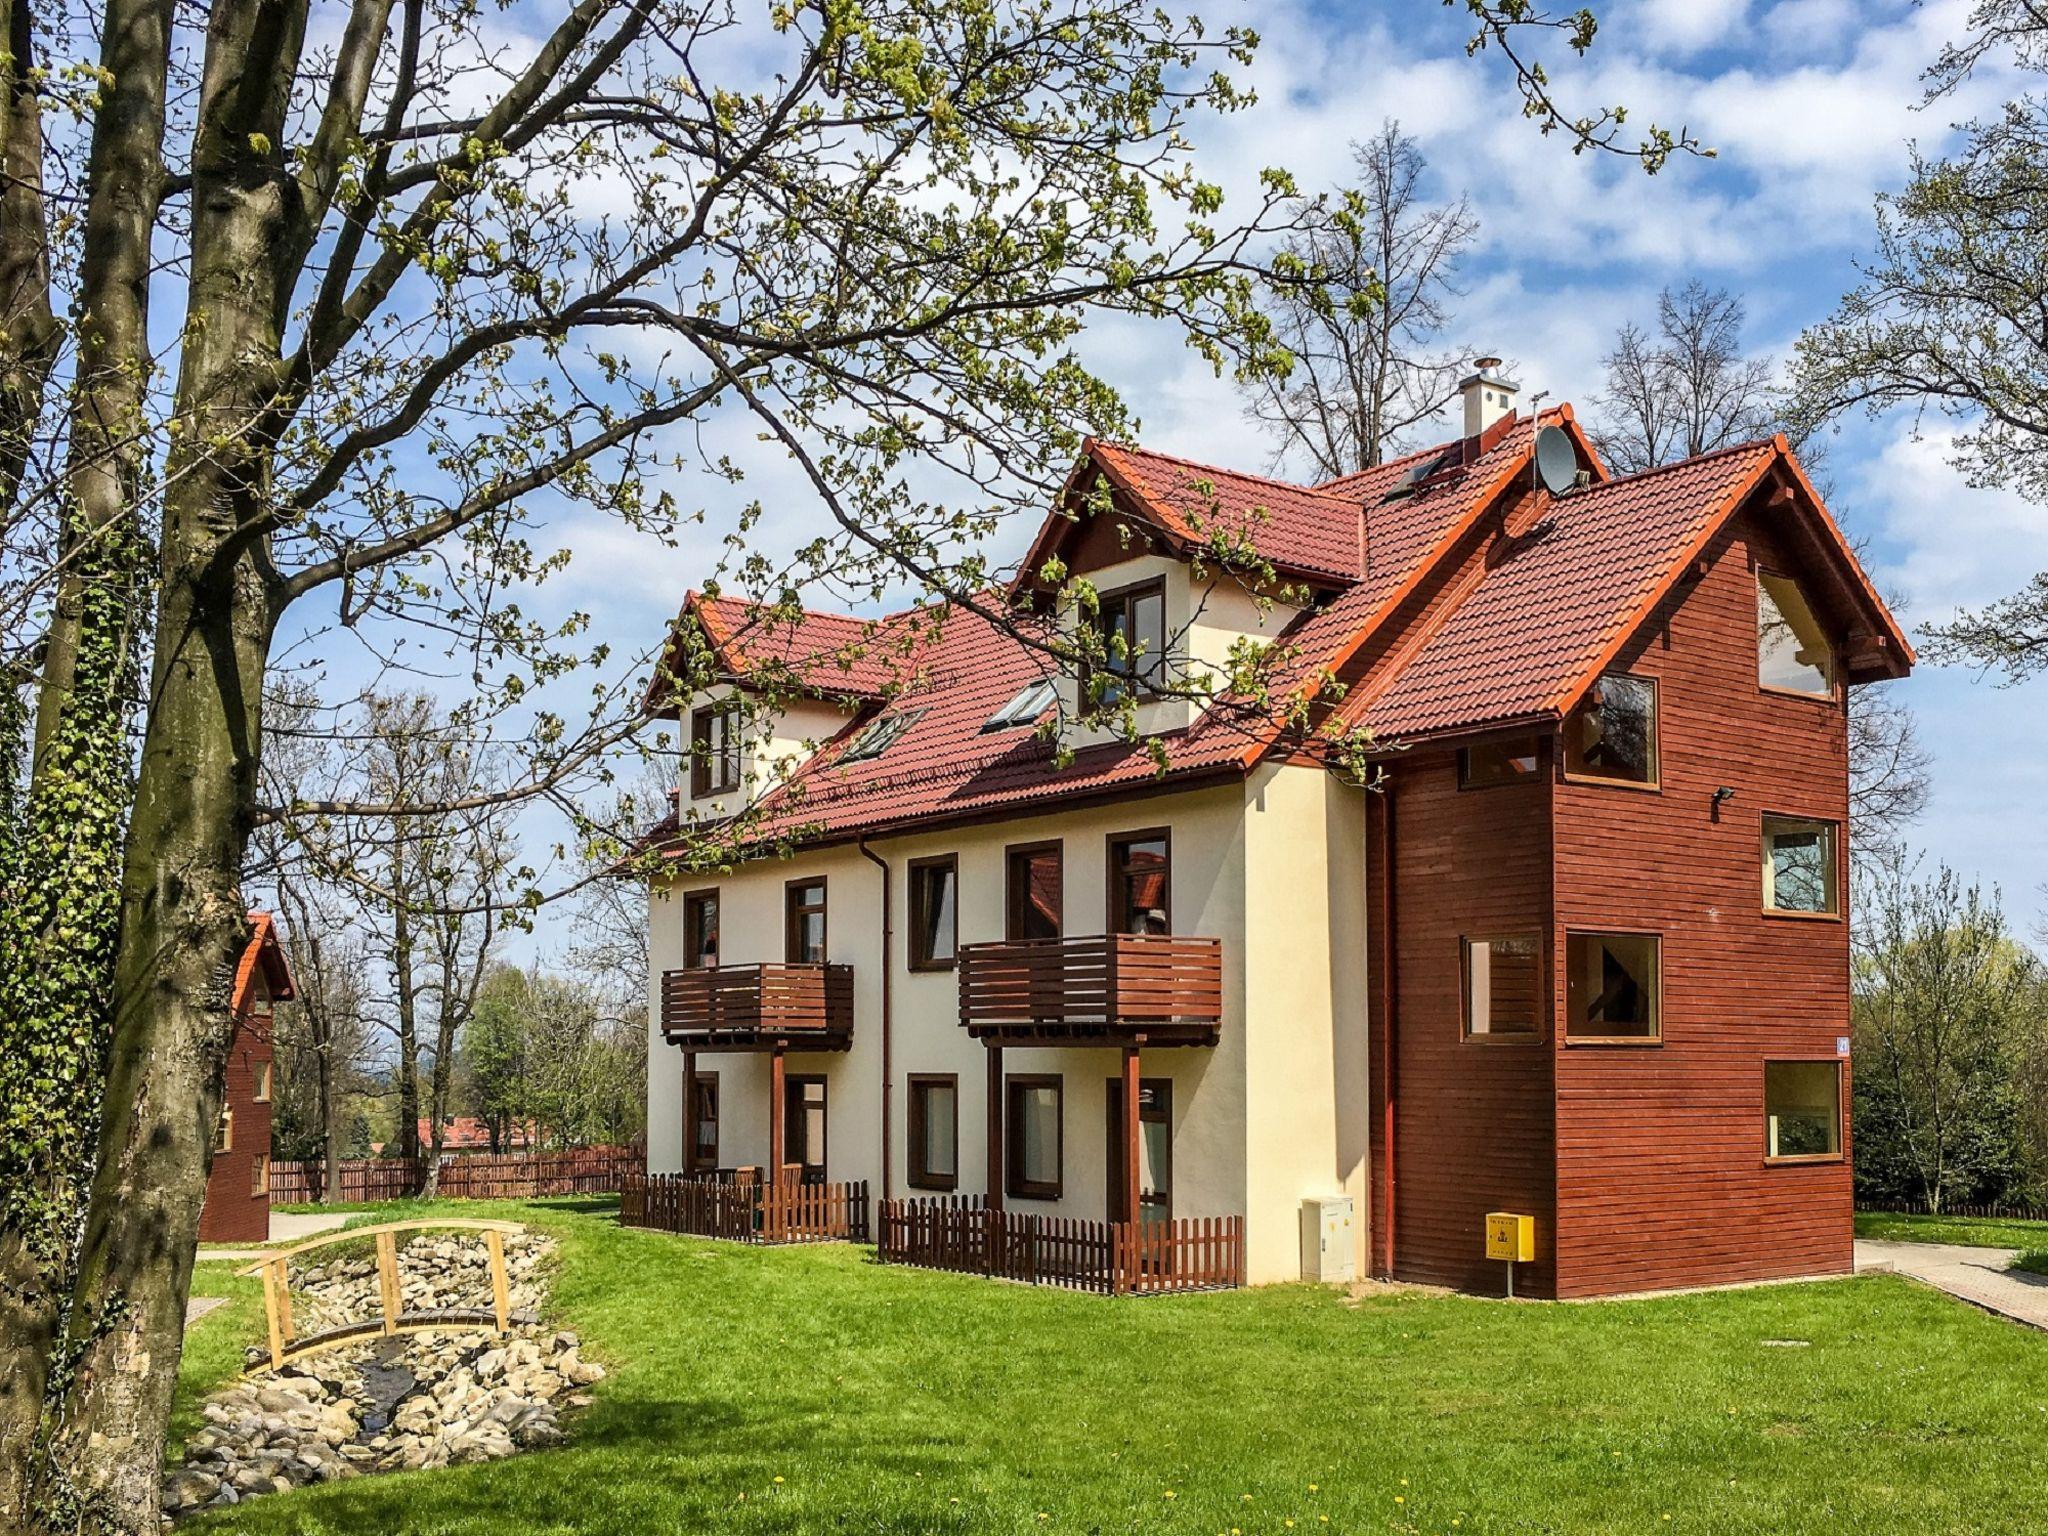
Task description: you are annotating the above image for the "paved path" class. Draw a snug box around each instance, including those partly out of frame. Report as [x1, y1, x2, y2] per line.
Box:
[1856, 1239, 2048, 1330]
[184, 1296, 227, 1327]
[195, 1209, 354, 1266]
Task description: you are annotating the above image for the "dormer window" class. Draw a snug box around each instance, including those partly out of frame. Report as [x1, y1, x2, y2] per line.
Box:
[1757, 571, 1836, 698]
[984, 678, 1057, 732]
[689, 701, 741, 798]
[840, 707, 924, 764]
[1089, 579, 1167, 706]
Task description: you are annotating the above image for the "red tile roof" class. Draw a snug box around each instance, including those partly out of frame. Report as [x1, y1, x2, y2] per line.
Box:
[648, 411, 1909, 853]
[232, 912, 295, 1015]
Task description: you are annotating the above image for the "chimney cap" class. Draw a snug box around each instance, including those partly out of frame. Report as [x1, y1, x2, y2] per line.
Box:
[1471, 354, 1504, 371]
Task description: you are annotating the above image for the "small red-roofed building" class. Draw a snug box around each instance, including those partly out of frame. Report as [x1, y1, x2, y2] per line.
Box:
[198, 913, 296, 1244]
[637, 362, 1911, 1298]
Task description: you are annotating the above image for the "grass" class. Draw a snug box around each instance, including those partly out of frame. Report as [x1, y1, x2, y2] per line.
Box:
[1854, 1209, 2048, 1251]
[172, 1197, 2048, 1536]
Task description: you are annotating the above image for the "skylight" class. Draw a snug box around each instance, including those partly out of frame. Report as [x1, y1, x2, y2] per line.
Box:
[982, 678, 1057, 732]
[839, 708, 925, 764]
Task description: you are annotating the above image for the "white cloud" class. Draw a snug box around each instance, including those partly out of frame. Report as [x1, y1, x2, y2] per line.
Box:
[1630, 0, 1752, 57]
[1857, 429, 2048, 622]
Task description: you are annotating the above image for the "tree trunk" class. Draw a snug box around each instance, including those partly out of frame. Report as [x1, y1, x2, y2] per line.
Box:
[393, 891, 421, 1168]
[315, 997, 340, 1206]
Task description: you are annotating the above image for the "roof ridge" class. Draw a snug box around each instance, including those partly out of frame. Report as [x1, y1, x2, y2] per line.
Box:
[1570, 437, 1774, 495]
[1094, 440, 1360, 504]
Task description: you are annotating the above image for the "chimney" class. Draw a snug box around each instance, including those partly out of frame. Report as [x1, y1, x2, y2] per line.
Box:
[1460, 356, 1518, 439]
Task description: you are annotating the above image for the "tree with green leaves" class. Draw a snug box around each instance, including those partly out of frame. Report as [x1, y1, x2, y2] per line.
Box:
[0, 1, 1699, 1527]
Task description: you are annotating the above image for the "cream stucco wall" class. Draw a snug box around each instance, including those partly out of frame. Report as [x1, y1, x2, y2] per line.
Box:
[675, 683, 855, 821]
[645, 767, 1372, 1286]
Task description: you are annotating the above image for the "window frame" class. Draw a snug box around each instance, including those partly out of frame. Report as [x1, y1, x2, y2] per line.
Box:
[1086, 577, 1170, 705]
[251, 1060, 273, 1103]
[1760, 813, 1842, 920]
[784, 1073, 828, 1174]
[1763, 1058, 1845, 1165]
[685, 1069, 719, 1174]
[1460, 933, 1547, 1042]
[250, 1151, 270, 1197]
[907, 855, 960, 972]
[214, 1107, 233, 1154]
[1005, 1073, 1064, 1200]
[1458, 737, 1543, 790]
[907, 1073, 960, 1191]
[1004, 840, 1064, 942]
[1561, 672, 1661, 791]
[784, 877, 828, 964]
[682, 887, 721, 969]
[1562, 928, 1664, 1046]
[688, 699, 743, 798]
[1756, 568, 1839, 703]
[1106, 827, 1173, 937]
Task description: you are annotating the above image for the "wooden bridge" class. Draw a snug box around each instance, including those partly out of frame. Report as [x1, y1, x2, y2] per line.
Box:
[237, 1218, 534, 1370]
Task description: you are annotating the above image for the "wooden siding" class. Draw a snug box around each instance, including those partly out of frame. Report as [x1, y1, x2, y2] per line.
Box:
[1380, 743, 1557, 1295]
[956, 934, 1224, 1044]
[199, 988, 274, 1244]
[660, 963, 855, 1050]
[1550, 506, 1853, 1298]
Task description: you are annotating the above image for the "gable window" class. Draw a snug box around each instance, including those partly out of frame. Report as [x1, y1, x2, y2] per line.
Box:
[1565, 931, 1661, 1043]
[686, 1071, 719, 1172]
[1758, 571, 1836, 698]
[683, 889, 720, 968]
[839, 707, 924, 764]
[1006, 842, 1063, 941]
[984, 678, 1057, 732]
[214, 1108, 233, 1154]
[1765, 1061, 1842, 1162]
[1564, 674, 1658, 786]
[1006, 1075, 1063, 1200]
[250, 1152, 270, 1197]
[689, 701, 742, 798]
[1462, 936, 1543, 1037]
[1762, 816, 1839, 916]
[1459, 738, 1542, 788]
[785, 879, 827, 964]
[1089, 579, 1168, 705]
[252, 1061, 273, 1103]
[908, 1075, 958, 1191]
[1108, 830, 1171, 935]
[908, 856, 959, 970]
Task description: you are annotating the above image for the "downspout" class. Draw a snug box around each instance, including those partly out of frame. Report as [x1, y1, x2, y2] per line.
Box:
[859, 837, 893, 1203]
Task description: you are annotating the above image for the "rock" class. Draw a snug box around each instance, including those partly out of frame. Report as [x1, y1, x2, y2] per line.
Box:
[562, 1356, 605, 1386]
[162, 1470, 221, 1512]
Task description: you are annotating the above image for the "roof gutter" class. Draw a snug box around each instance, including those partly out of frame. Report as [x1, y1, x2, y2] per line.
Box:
[858, 836, 893, 1205]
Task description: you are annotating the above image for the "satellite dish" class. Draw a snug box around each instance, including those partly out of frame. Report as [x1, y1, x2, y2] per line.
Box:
[1534, 426, 1578, 496]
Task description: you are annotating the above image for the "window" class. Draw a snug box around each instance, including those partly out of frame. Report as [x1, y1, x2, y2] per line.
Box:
[689, 701, 742, 797]
[1106, 1078, 1172, 1224]
[908, 856, 958, 970]
[214, 1108, 233, 1154]
[1108, 830, 1171, 935]
[683, 889, 721, 968]
[1088, 579, 1168, 705]
[784, 1075, 827, 1175]
[1758, 571, 1835, 698]
[250, 1152, 270, 1197]
[1565, 931, 1661, 1042]
[984, 677, 1057, 731]
[1459, 738, 1541, 788]
[686, 1071, 719, 1172]
[1006, 1075, 1063, 1199]
[1005, 842, 1063, 941]
[1762, 816, 1839, 916]
[908, 1075, 958, 1191]
[252, 1061, 273, 1103]
[839, 708, 924, 764]
[1563, 673, 1658, 785]
[1462, 936, 1543, 1038]
[1765, 1061, 1842, 1162]
[785, 879, 827, 964]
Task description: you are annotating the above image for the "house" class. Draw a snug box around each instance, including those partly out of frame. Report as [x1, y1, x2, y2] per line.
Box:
[198, 913, 296, 1244]
[637, 365, 1911, 1298]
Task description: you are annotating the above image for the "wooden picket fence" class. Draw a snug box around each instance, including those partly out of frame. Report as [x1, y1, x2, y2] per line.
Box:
[271, 1145, 637, 1204]
[876, 1196, 1242, 1296]
[619, 1171, 871, 1245]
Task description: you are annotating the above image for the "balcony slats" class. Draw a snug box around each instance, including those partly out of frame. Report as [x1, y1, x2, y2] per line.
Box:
[660, 963, 854, 1050]
[957, 934, 1223, 1044]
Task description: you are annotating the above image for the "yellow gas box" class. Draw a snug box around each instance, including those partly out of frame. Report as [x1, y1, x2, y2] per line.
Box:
[1484, 1212, 1536, 1263]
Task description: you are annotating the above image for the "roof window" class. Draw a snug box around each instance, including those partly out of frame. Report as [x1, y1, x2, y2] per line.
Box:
[983, 679, 1057, 732]
[839, 707, 925, 764]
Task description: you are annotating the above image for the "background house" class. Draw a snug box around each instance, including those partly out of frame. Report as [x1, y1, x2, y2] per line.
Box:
[197, 914, 296, 1244]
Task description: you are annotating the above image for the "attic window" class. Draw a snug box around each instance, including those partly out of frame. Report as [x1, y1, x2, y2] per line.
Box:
[839, 707, 924, 764]
[984, 678, 1057, 732]
[1757, 571, 1836, 698]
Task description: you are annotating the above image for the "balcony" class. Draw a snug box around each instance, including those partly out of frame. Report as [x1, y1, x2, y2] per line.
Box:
[659, 963, 854, 1052]
[956, 934, 1224, 1046]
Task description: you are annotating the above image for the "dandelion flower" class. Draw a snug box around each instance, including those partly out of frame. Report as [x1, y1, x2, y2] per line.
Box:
[773, 1477, 785, 1486]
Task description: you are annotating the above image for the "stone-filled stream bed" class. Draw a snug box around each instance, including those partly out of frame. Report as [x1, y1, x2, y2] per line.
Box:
[165, 1231, 604, 1519]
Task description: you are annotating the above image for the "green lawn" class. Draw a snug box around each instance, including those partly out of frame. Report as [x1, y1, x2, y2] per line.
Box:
[175, 1197, 2048, 1535]
[1853, 1209, 2048, 1251]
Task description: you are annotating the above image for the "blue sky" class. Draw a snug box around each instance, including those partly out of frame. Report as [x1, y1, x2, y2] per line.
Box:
[448, 0, 2048, 943]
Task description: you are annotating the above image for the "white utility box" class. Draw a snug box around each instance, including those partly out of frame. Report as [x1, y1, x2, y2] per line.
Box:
[1300, 1195, 1355, 1283]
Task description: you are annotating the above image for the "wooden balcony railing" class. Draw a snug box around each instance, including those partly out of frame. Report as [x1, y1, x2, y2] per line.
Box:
[956, 934, 1224, 1045]
[876, 1196, 1242, 1295]
[660, 963, 854, 1051]
[620, 1171, 870, 1245]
